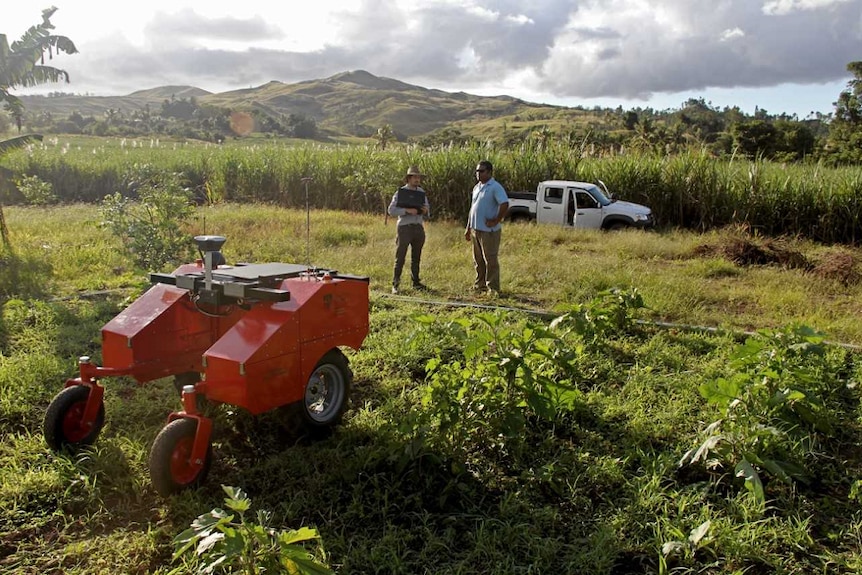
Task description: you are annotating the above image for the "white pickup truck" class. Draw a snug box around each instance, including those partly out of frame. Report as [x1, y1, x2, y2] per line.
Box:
[507, 180, 653, 230]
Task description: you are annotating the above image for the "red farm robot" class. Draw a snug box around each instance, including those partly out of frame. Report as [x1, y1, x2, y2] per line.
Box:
[43, 236, 370, 495]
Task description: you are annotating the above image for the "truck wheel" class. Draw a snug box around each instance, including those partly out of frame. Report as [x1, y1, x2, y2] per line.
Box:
[148, 418, 212, 496]
[44, 385, 105, 451]
[607, 222, 628, 231]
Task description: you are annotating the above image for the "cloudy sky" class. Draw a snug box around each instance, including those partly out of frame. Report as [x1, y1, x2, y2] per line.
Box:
[6, 0, 862, 117]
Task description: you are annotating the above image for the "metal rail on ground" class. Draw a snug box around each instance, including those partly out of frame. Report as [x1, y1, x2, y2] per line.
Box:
[381, 292, 862, 352]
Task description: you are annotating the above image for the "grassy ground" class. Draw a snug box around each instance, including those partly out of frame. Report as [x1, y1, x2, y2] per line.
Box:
[5, 204, 862, 343]
[1, 205, 862, 574]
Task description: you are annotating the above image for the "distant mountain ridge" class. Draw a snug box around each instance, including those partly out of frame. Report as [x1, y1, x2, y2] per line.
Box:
[18, 70, 558, 139]
[127, 86, 212, 99]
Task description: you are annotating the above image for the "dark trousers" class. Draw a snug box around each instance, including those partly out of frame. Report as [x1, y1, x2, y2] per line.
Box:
[393, 223, 425, 286]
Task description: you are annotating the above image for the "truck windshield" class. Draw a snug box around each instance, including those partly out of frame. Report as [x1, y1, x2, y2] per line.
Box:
[584, 185, 612, 207]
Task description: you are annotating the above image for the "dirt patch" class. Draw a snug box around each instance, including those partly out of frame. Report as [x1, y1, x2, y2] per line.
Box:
[692, 234, 810, 270]
[809, 250, 861, 286]
[692, 227, 862, 286]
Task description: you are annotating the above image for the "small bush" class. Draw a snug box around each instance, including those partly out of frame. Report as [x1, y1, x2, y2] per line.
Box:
[171, 485, 332, 575]
[15, 175, 57, 206]
[99, 171, 196, 270]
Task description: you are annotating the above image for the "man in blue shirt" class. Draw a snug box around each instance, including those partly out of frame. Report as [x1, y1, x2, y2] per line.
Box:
[464, 160, 508, 294]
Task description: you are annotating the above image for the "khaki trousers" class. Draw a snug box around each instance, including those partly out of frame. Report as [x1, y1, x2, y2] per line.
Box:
[471, 229, 501, 291]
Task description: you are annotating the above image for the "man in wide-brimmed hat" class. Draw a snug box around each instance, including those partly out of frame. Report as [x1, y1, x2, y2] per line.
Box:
[387, 165, 431, 294]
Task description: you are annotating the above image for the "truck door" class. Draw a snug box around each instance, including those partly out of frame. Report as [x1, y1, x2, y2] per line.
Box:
[571, 188, 604, 229]
[537, 185, 565, 224]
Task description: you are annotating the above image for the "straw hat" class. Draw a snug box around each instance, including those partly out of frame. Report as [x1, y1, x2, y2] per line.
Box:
[405, 165, 425, 177]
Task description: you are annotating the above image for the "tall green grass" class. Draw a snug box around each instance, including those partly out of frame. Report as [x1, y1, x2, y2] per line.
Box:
[4, 137, 862, 242]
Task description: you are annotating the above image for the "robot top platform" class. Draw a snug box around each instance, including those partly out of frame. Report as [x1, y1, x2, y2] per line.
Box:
[209, 263, 310, 282]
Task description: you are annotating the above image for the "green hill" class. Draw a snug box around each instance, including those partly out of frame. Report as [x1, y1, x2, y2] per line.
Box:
[15, 70, 824, 158]
[18, 85, 211, 117]
[18, 70, 590, 140]
[200, 69, 559, 138]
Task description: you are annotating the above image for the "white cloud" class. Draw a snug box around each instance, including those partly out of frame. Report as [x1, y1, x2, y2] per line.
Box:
[506, 14, 535, 25]
[721, 27, 745, 41]
[7, 0, 860, 115]
[763, 0, 854, 16]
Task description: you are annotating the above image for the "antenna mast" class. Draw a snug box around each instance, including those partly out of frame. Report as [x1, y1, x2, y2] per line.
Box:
[301, 177, 314, 268]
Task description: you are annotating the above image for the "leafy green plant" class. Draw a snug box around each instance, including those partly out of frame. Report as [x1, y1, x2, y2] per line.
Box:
[403, 288, 646, 470]
[549, 287, 646, 347]
[681, 325, 835, 502]
[171, 485, 332, 575]
[658, 520, 712, 575]
[99, 169, 196, 270]
[406, 311, 583, 469]
[14, 174, 56, 205]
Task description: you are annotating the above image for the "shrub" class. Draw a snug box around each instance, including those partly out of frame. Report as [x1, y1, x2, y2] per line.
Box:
[170, 485, 332, 575]
[99, 171, 196, 270]
[681, 325, 838, 502]
[15, 174, 57, 205]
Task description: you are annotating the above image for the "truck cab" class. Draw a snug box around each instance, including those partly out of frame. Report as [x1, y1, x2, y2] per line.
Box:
[535, 180, 653, 230]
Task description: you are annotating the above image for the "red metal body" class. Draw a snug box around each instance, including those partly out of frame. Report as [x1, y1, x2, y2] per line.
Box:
[200, 275, 368, 413]
[46, 238, 370, 494]
[64, 262, 369, 469]
[96, 263, 369, 412]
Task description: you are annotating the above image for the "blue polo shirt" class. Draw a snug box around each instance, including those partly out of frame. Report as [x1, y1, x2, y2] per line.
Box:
[468, 178, 508, 232]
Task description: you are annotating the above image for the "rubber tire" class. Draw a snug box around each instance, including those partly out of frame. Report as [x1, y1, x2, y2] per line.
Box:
[148, 418, 213, 497]
[607, 222, 628, 231]
[298, 349, 352, 433]
[44, 385, 105, 451]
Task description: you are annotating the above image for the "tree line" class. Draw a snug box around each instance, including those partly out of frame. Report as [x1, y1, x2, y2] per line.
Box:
[10, 95, 320, 143]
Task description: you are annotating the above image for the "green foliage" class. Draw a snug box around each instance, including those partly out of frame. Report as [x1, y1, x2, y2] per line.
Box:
[658, 520, 712, 574]
[681, 325, 838, 502]
[171, 485, 332, 575]
[14, 174, 55, 205]
[405, 312, 569, 469]
[406, 289, 644, 469]
[5, 205, 862, 574]
[549, 287, 645, 348]
[99, 168, 195, 270]
[826, 61, 862, 165]
[9, 138, 862, 242]
[0, 134, 44, 248]
[0, 7, 77, 109]
[374, 124, 395, 150]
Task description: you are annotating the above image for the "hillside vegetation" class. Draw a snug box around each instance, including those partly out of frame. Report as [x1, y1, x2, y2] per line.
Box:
[13, 69, 841, 163]
[18, 70, 551, 142]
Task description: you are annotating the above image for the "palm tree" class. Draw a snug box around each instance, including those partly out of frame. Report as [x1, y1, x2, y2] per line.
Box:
[0, 7, 76, 248]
